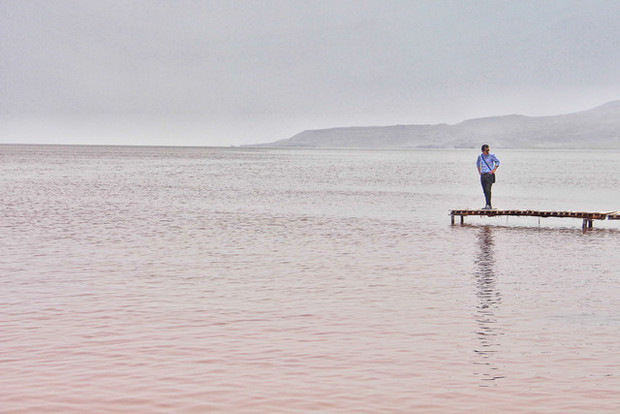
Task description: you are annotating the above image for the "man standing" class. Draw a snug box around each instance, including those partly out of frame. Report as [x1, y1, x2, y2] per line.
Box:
[476, 144, 500, 209]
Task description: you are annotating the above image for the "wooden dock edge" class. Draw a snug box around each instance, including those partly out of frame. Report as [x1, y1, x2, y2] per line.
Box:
[450, 209, 620, 229]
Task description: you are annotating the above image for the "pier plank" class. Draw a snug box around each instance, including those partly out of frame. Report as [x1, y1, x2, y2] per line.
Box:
[605, 211, 620, 220]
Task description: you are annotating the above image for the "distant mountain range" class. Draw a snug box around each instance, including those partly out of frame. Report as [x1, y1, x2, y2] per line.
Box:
[251, 100, 620, 149]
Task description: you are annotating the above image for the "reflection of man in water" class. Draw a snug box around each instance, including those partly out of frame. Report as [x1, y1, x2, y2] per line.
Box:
[476, 144, 500, 209]
[474, 226, 504, 384]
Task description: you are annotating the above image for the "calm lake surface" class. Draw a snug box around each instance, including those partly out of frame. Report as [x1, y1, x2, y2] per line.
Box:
[2, 145, 619, 413]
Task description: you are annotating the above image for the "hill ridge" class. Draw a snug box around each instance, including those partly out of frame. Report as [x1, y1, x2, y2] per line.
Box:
[251, 100, 620, 149]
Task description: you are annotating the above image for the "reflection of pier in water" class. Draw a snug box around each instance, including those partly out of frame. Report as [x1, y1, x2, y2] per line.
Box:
[473, 226, 505, 385]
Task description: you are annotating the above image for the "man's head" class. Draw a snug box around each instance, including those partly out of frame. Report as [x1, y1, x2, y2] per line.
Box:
[481, 144, 489, 153]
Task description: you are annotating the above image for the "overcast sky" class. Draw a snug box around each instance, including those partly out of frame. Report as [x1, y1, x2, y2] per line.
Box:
[1, 0, 619, 146]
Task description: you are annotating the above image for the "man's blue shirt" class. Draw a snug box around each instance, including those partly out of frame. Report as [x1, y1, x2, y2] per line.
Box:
[477, 153, 500, 174]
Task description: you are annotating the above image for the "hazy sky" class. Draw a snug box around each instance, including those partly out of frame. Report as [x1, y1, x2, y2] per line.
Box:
[2, 0, 619, 146]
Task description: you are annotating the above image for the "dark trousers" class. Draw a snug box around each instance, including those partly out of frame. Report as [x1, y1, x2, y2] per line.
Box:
[481, 173, 494, 207]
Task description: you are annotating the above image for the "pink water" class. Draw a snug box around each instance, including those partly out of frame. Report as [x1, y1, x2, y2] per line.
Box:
[2, 146, 619, 412]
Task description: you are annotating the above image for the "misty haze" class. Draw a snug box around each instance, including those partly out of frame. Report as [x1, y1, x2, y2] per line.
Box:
[2, 1, 620, 413]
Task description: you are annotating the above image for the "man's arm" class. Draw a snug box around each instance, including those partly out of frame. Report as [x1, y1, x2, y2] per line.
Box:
[491, 155, 499, 173]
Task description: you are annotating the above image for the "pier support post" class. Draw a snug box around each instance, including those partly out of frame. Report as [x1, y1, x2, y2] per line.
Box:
[450, 214, 465, 225]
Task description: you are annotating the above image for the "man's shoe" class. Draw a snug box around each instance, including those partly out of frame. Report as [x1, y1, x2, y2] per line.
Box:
[482, 205, 492, 210]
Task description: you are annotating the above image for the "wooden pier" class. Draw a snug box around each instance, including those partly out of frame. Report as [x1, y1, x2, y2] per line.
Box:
[450, 209, 620, 229]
